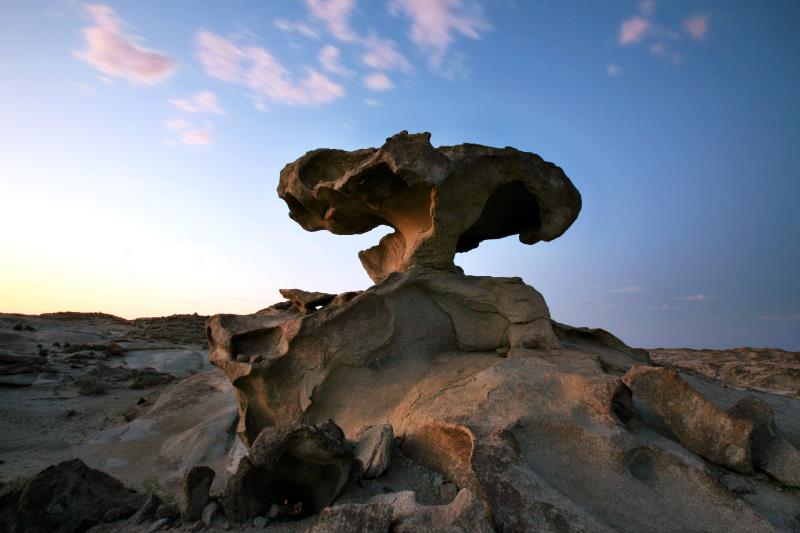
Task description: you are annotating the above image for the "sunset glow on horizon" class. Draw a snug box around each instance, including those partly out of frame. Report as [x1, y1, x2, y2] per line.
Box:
[1, 1, 798, 349]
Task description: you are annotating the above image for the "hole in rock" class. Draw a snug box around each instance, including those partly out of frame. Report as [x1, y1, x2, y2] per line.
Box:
[231, 328, 283, 361]
[456, 181, 542, 253]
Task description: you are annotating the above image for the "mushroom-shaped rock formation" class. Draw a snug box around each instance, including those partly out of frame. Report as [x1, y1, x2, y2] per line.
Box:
[204, 133, 800, 531]
[278, 130, 581, 282]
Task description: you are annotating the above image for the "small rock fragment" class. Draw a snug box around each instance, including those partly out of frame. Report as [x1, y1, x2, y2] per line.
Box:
[253, 515, 268, 528]
[356, 424, 394, 479]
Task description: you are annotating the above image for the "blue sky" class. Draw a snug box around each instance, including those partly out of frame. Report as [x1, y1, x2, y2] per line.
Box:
[0, 0, 798, 350]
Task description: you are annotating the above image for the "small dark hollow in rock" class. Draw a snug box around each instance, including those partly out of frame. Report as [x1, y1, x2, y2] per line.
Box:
[456, 181, 541, 253]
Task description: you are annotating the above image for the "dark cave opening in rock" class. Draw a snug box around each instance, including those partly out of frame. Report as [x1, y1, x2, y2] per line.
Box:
[456, 180, 542, 253]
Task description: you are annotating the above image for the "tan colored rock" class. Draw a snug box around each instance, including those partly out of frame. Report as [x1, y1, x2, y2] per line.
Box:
[622, 365, 755, 473]
[278, 289, 336, 314]
[208, 267, 558, 446]
[278, 131, 581, 282]
[355, 424, 394, 479]
[729, 396, 800, 487]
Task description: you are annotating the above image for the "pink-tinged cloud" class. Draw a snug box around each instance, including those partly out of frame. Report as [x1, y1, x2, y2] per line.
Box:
[361, 35, 413, 73]
[618, 16, 650, 44]
[675, 294, 711, 302]
[75, 4, 174, 84]
[196, 30, 246, 82]
[169, 90, 224, 114]
[196, 32, 345, 108]
[684, 14, 708, 40]
[179, 129, 212, 146]
[164, 117, 191, 130]
[389, 0, 490, 67]
[247, 47, 344, 106]
[318, 44, 352, 76]
[306, 0, 358, 42]
[364, 72, 394, 91]
[164, 118, 212, 146]
[273, 18, 320, 40]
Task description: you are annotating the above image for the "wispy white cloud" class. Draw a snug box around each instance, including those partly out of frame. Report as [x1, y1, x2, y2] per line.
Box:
[318, 44, 352, 76]
[196, 31, 345, 108]
[306, 0, 358, 42]
[610, 285, 645, 294]
[638, 0, 656, 17]
[389, 0, 490, 68]
[675, 294, 712, 302]
[364, 72, 394, 91]
[684, 14, 709, 40]
[648, 303, 679, 311]
[179, 129, 213, 146]
[649, 41, 683, 64]
[169, 90, 224, 114]
[273, 18, 320, 40]
[164, 117, 191, 130]
[364, 98, 382, 107]
[606, 64, 622, 76]
[618, 16, 650, 45]
[196, 30, 246, 82]
[75, 4, 174, 84]
[164, 118, 212, 146]
[616, 2, 708, 64]
[760, 314, 800, 321]
[361, 34, 413, 73]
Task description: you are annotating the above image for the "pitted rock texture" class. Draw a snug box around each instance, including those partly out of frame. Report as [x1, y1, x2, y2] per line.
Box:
[208, 267, 558, 446]
[278, 131, 581, 282]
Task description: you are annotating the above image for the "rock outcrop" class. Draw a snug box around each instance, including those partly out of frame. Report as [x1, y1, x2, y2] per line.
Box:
[278, 130, 581, 282]
[201, 132, 800, 532]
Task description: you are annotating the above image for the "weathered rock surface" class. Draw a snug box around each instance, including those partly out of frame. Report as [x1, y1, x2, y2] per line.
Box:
[650, 347, 800, 397]
[208, 267, 559, 446]
[729, 396, 800, 487]
[622, 365, 755, 473]
[355, 424, 394, 479]
[278, 131, 581, 282]
[198, 134, 800, 531]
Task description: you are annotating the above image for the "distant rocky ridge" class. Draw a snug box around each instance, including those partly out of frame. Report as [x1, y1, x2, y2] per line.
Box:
[2, 132, 799, 531]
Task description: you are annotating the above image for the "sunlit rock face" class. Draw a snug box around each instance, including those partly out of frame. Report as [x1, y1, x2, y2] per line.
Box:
[205, 133, 800, 531]
[277, 130, 582, 283]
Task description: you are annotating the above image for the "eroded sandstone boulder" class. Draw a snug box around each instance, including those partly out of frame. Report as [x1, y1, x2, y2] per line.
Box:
[622, 365, 755, 473]
[278, 131, 581, 282]
[208, 267, 558, 445]
[202, 133, 800, 531]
